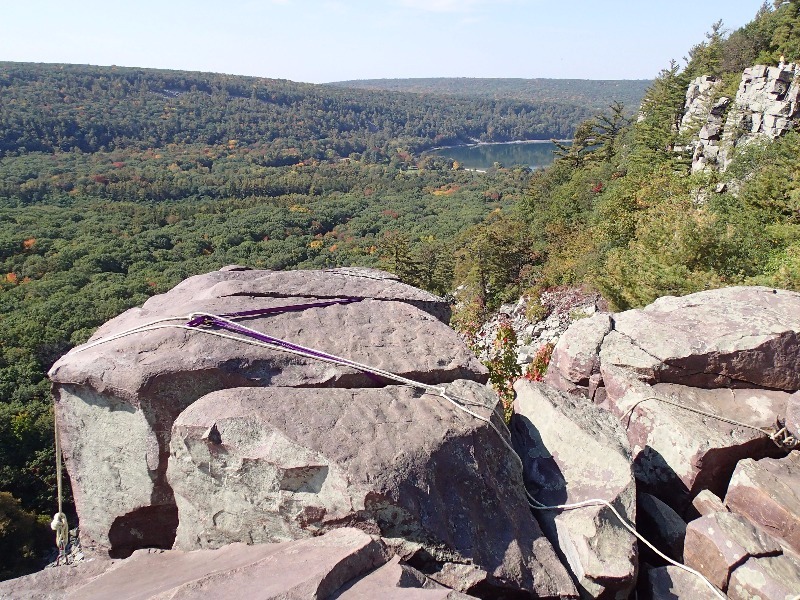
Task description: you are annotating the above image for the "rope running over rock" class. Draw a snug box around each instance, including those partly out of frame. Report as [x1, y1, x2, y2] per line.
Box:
[71, 309, 726, 599]
[622, 395, 799, 451]
[51, 415, 69, 564]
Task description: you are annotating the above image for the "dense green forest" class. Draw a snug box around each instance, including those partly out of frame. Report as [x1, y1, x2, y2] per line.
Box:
[328, 77, 652, 114]
[4, 0, 800, 580]
[0, 62, 595, 160]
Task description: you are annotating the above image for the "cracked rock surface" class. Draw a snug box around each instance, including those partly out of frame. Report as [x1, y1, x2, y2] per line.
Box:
[167, 380, 576, 597]
[48, 267, 488, 560]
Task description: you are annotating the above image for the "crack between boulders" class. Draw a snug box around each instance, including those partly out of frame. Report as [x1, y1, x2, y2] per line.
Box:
[726, 548, 784, 590]
[608, 328, 664, 365]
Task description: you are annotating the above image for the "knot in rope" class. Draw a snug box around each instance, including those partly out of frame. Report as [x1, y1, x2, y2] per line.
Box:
[771, 426, 800, 451]
[51, 512, 69, 563]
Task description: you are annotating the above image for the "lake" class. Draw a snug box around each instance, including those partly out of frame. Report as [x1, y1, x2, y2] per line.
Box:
[430, 140, 564, 170]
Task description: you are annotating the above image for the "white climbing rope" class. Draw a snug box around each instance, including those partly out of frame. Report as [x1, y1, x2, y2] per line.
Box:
[52, 414, 69, 564]
[622, 395, 799, 451]
[70, 310, 725, 597]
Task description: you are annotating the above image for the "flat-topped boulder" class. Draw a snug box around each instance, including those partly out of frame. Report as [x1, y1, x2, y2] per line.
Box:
[609, 286, 800, 390]
[168, 380, 576, 598]
[48, 268, 487, 559]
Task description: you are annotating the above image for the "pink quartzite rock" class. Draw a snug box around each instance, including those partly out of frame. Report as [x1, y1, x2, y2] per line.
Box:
[512, 381, 636, 600]
[335, 556, 477, 600]
[609, 287, 800, 390]
[727, 553, 800, 600]
[683, 511, 783, 591]
[646, 565, 723, 600]
[0, 528, 390, 600]
[544, 313, 612, 394]
[598, 366, 788, 511]
[725, 453, 800, 555]
[48, 268, 487, 559]
[691, 490, 728, 518]
[167, 380, 577, 599]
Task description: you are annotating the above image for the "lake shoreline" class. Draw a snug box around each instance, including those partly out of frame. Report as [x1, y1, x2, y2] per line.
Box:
[426, 138, 570, 152]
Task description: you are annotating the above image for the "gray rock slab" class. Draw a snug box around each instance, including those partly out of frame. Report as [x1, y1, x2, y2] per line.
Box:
[646, 565, 724, 600]
[727, 553, 800, 600]
[48, 268, 486, 558]
[168, 380, 577, 599]
[684, 511, 783, 591]
[725, 453, 800, 555]
[610, 287, 800, 390]
[512, 380, 636, 599]
[0, 528, 388, 600]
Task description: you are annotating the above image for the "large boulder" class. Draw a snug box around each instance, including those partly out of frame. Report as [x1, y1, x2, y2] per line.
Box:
[607, 287, 800, 390]
[48, 268, 488, 558]
[511, 380, 637, 599]
[599, 371, 790, 511]
[167, 380, 577, 598]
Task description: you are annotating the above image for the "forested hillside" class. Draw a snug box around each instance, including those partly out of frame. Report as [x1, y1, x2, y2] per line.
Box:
[4, 0, 800, 580]
[0, 62, 592, 160]
[328, 77, 651, 114]
[448, 0, 800, 321]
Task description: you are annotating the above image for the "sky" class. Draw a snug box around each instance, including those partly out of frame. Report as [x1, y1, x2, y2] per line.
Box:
[0, 0, 765, 83]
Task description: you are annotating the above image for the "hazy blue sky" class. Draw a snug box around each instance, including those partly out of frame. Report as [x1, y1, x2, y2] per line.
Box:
[1, 1, 764, 82]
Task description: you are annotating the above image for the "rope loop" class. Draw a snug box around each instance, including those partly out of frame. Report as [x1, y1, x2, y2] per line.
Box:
[50, 512, 69, 565]
[771, 427, 800, 451]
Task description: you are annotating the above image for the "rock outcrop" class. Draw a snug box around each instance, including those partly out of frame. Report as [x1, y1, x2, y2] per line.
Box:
[719, 63, 800, 170]
[680, 64, 800, 173]
[547, 286, 799, 511]
[48, 267, 487, 559]
[542, 285, 800, 598]
[512, 381, 637, 599]
[167, 381, 575, 597]
[0, 528, 477, 600]
[44, 267, 581, 599]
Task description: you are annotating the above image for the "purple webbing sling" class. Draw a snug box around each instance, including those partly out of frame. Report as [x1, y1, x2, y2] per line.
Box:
[184, 297, 383, 379]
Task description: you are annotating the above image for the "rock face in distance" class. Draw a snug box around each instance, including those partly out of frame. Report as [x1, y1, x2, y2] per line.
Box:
[48, 267, 488, 559]
[0, 528, 478, 600]
[511, 380, 637, 599]
[719, 63, 800, 170]
[168, 379, 577, 598]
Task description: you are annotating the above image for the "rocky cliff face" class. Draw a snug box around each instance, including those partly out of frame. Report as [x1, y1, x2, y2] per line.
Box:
[681, 64, 800, 173]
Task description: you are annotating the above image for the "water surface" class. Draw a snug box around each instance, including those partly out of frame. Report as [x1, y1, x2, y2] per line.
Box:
[430, 140, 564, 170]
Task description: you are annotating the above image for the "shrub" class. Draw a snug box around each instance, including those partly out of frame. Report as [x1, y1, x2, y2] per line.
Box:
[0, 491, 51, 581]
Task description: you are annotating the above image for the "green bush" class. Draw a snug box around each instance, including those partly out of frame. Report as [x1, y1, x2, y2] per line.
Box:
[0, 492, 51, 581]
